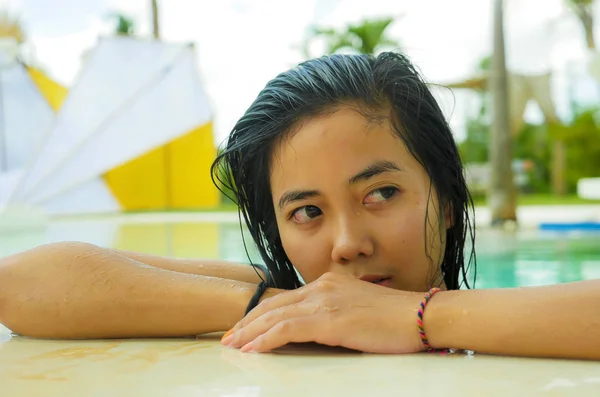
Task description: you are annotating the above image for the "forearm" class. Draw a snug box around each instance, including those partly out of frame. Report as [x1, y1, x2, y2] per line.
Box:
[426, 281, 600, 360]
[114, 250, 265, 284]
[0, 242, 256, 339]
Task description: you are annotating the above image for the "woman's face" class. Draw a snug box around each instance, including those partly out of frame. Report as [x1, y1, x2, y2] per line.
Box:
[269, 106, 450, 292]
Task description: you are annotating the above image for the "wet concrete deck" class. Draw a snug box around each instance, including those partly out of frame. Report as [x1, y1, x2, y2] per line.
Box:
[2, 325, 599, 396]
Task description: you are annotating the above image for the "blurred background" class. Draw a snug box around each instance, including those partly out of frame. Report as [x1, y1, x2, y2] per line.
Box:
[0, 0, 598, 289]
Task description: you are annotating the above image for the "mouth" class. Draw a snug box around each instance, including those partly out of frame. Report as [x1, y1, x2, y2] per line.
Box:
[359, 275, 393, 287]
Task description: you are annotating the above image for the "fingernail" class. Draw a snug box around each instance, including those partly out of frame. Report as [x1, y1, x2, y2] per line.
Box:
[240, 341, 254, 353]
[221, 329, 233, 345]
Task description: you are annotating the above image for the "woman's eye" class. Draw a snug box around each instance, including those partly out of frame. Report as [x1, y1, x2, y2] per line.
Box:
[291, 205, 322, 223]
[364, 186, 398, 204]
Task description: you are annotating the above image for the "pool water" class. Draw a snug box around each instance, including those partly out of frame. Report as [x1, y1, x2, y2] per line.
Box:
[472, 229, 600, 288]
[1, 216, 599, 289]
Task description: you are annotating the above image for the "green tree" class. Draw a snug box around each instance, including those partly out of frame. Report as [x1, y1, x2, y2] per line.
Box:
[107, 13, 136, 36]
[555, 108, 600, 191]
[459, 120, 490, 164]
[513, 123, 552, 193]
[461, 109, 600, 196]
[458, 56, 492, 167]
[302, 17, 400, 57]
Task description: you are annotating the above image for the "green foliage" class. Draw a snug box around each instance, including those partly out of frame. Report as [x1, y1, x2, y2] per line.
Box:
[106, 12, 135, 36]
[514, 123, 552, 193]
[303, 17, 400, 57]
[566, 0, 595, 8]
[458, 119, 552, 194]
[459, 107, 600, 194]
[478, 55, 492, 72]
[565, 0, 596, 49]
[554, 108, 600, 192]
[459, 118, 489, 164]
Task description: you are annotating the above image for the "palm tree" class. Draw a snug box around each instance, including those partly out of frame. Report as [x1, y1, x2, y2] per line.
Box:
[566, 0, 596, 50]
[488, 0, 517, 226]
[302, 17, 400, 57]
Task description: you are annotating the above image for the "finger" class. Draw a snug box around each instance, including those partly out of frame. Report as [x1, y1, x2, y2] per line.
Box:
[246, 315, 337, 353]
[232, 286, 306, 332]
[229, 302, 317, 348]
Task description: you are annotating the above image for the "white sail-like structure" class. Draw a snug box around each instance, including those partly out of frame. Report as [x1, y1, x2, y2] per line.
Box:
[1, 36, 219, 220]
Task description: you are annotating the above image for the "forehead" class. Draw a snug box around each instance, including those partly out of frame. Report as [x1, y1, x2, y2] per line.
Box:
[269, 107, 420, 188]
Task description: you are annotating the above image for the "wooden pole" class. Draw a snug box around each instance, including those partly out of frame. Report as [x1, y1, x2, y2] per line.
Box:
[152, 0, 160, 39]
[488, 0, 517, 226]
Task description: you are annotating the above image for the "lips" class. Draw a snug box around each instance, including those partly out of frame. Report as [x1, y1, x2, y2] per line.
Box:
[359, 275, 393, 287]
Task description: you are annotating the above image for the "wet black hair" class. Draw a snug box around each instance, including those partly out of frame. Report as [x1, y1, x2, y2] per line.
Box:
[211, 51, 476, 291]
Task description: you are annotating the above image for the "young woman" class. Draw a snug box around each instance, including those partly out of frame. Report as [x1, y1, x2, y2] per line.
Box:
[0, 52, 598, 360]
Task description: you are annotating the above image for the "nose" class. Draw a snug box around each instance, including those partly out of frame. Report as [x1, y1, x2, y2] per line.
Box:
[331, 215, 374, 265]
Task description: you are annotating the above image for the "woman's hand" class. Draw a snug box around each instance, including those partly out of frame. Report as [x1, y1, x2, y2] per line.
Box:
[221, 272, 428, 354]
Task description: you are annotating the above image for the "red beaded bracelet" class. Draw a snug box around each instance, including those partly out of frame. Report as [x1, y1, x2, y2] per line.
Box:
[417, 287, 441, 351]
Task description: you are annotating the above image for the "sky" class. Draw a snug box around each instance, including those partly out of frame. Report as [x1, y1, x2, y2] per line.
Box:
[1, 0, 598, 144]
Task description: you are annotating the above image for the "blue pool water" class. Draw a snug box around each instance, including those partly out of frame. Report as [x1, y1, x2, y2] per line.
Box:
[0, 216, 598, 289]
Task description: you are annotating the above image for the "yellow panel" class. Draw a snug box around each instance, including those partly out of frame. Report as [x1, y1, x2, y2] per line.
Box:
[168, 122, 220, 208]
[112, 223, 170, 256]
[26, 67, 69, 112]
[104, 121, 219, 211]
[171, 223, 220, 259]
[104, 145, 168, 210]
[111, 222, 220, 259]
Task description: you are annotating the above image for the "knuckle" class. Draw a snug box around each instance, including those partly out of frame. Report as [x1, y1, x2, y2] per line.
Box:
[262, 310, 279, 325]
[313, 280, 326, 291]
[273, 319, 294, 334]
[232, 329, 246, 344]
[315, 278, 335, 291]
[319, 296, 336, 308]
[320, 272, 337, 281]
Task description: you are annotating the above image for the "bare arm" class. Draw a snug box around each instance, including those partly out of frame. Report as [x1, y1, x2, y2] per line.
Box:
[113, 250, 265, 283]
[426, 280, 600, 360]
[0, 242, 277, 339]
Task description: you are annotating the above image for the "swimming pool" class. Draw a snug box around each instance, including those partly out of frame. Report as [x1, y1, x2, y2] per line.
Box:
[2, 214, 600, 396]
[1, 214, 598, 289]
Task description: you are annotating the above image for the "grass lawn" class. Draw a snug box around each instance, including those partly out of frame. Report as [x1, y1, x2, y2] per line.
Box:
[472, 194, 600, 207]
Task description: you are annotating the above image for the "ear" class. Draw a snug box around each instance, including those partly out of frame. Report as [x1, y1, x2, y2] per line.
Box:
[443, 201, 454, 229]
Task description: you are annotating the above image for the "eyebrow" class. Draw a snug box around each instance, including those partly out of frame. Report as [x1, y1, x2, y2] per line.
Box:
[277, 160, 402, 210]
[347, 160, 402, 185]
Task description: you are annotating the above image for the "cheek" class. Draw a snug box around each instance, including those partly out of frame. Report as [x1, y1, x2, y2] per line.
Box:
[381, 205, 427, 259]
[278, 225, 331, 284]
[381, 197, 443, 286]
